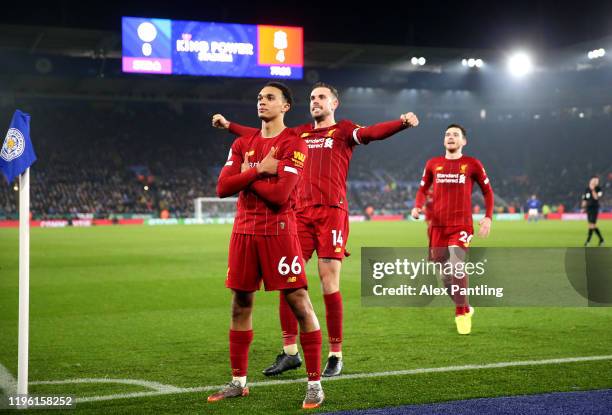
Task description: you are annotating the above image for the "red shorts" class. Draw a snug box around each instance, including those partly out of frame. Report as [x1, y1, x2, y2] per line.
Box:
[428, 225, 473, 262]
[297, 205, 350, 261]
[226, 233, 308, 292]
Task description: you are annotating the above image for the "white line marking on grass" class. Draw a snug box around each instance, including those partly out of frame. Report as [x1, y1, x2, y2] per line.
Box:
[24, 354, 612, 404]
[30, 378, 182, 393]
[0, 363, 18, 395]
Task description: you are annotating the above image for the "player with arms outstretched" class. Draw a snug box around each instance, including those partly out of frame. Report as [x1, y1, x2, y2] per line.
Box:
[411, 124, 494, 335]
[208, 82, 323, 409]
[213, 82, 419, 377]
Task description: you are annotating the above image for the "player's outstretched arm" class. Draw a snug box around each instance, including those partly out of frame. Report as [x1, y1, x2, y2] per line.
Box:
[212, 114, 230, 129]
[211, 113, 259, 137]
[354, 112, 419, 145]
[400, 112, 419, 128]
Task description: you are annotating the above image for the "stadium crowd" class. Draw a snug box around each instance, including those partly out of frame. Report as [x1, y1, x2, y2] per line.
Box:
[1, 99, 610, 219]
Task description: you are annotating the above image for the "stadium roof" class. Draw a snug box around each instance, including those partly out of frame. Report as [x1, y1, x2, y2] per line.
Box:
[2, 24, 611, 72]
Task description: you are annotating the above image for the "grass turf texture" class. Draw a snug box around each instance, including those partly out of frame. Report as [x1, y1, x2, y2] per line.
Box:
[0, 220, 611, 414]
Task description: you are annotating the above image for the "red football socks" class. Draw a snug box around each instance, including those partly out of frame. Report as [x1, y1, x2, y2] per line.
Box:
[455, 305, 471, 316]
[229, 329, 253, 377]
[300, 329, 322, 381]
[323, 291, 343, 352]
[452, 272, 469, 315]
[279, 292, 298, 347]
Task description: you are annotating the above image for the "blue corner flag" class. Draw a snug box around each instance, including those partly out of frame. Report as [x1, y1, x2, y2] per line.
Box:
[1, 110, 37, 184]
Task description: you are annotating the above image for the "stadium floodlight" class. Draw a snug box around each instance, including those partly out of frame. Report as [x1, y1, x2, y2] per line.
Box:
[411, 57, 426, 66]
[418, 57, 426, 65]
[587, 48, 606, 59]
[507, 52, 533, 77]
[462, 58, 484, 68]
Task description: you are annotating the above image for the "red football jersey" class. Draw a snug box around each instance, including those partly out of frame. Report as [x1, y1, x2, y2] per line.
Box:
[293, 120, 361, 210]
[221, 128, 308, 235]
[228, 118, 407, 212]
[424, 188, 434, 222]
[415, 155, 494, 227]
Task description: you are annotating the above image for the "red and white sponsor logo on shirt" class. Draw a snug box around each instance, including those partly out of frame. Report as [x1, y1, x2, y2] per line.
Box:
[436, 173, 466, 184]
[304, 137, 334, 149]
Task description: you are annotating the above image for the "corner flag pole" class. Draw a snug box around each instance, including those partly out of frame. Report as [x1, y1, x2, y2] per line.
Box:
[17, 167, 30, 395]
[1, 109, 36, 397]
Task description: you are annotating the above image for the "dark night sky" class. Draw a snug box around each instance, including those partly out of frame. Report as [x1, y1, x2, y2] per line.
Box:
[2, 0, 612, 49]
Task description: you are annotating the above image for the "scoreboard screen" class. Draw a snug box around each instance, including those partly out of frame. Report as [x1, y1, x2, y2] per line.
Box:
[122, 17, 303, 79]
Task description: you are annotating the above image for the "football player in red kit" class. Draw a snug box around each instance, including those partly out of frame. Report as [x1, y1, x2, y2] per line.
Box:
[411, 124, 494, 335]
[209, 82, 323, 409]
[213, 82, 418, 377]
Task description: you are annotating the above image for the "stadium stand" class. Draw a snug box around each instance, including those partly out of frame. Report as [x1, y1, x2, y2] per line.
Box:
[0, 98, 610, 219]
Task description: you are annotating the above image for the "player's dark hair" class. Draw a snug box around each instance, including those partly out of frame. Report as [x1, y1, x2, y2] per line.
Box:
[590, 175, 599, 180]
[312, 82, 340, 100]
[446, 123, 467, 139]
[264, 82, 293, 106]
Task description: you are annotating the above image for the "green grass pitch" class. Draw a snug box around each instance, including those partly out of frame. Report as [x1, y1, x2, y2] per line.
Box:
[0, 220, 611, 414]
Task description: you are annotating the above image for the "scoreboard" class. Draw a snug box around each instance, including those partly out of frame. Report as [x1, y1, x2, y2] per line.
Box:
[122, 17, 303, 79]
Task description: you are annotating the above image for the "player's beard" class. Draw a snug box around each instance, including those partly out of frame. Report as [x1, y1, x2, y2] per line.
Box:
[312, 110, 330, 123]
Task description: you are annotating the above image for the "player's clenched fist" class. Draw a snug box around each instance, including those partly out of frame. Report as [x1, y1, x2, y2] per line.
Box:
[212, 113, 230, 129]
[411, 207, 421, 219]
[400, 112, 419, 128]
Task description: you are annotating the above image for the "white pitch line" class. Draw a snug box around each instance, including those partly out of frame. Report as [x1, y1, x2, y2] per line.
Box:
[69, 354, 612, 404]
[30, 378, 182, 392]
[0, 362, 18, 395]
